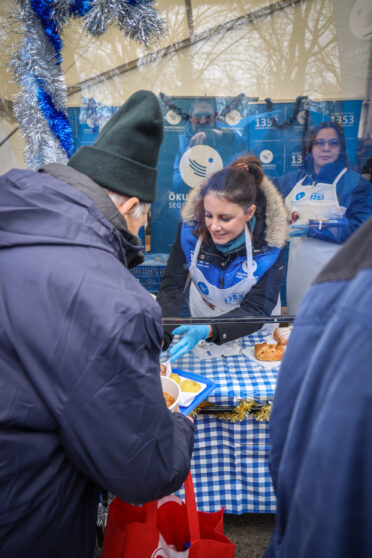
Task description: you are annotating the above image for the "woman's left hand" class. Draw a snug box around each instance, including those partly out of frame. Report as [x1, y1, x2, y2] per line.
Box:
[169, 325, 211, 362]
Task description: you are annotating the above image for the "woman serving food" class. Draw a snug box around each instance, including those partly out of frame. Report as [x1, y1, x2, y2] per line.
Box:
[157, 154, 288, 362]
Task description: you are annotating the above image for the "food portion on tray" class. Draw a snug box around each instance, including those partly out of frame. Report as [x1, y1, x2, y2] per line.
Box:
[160, 359, 216, 415]
[161, 375, 180, 411]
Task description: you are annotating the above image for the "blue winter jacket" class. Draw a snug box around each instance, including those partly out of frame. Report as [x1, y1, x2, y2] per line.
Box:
[157, 174, 288, 344]
[0, 165, 195, 558]
[265, 215, 372, 558]
[274, 153, 372, 243]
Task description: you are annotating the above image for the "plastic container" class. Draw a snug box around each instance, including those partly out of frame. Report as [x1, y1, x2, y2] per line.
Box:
[161, 376, 181, 411]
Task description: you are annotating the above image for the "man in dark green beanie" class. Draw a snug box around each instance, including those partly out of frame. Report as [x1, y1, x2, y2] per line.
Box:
[0, 90, 195, 558]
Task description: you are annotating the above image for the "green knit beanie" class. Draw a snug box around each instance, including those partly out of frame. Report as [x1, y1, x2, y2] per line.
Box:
[68, 90, 164, 202]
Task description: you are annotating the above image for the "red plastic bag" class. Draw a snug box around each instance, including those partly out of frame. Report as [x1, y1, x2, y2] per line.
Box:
[102, 472, 235, 557]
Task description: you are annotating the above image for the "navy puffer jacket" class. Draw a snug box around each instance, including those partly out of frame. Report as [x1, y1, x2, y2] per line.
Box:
[0, 166, 194, 558]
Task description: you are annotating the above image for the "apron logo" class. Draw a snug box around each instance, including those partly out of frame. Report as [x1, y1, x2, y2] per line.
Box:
[242, 260, 257, 274]
[295, 192, 305, 200]
[224, 293, 243, 304]
[197, 281, 209, 295]
[310, 193, 325, 200]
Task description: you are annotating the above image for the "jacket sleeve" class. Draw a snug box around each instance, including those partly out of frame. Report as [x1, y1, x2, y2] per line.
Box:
[307, 171, 372, 244]
[156, 224, 189, 341]
[57, 289, 195, 504]
[209, 247, 287, 344]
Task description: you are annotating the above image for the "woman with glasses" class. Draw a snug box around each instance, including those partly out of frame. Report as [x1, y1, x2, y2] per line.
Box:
[275, 121, 372, 314]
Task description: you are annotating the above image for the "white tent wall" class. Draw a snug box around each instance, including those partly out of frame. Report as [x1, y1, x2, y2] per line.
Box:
[64, 0, 343, 105]
[0, 0, 370, 171]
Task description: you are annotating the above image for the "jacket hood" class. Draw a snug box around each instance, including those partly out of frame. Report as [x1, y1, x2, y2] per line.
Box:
[0, 168, 141, 267]
[181, 174, 288, 249]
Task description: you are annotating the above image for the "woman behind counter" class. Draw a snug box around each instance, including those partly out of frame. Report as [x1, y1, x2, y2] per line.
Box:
[157, 155, 288, 362]
[275, 121, 372, 314]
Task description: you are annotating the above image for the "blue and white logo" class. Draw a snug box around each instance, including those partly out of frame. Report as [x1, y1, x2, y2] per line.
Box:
[165, 109, 182, 126]
[259, 149, 273, 164]
[180, 146, 223, 189]
[310, 193, 325, 201]
[242, 260, 257, 274]
[295, 192, 305, 200]
[197, 281, 209, 295]
[224, 293, 243, 304]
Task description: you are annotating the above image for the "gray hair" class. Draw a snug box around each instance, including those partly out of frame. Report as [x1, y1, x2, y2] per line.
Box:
[106, 190, 150, 219]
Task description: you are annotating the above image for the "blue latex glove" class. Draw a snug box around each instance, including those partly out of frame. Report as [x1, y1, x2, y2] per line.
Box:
[289, 223, 309, 237]
[308, 218, 348, 230]
[290, 218, 348, 238]
[169, 325, 210, 362]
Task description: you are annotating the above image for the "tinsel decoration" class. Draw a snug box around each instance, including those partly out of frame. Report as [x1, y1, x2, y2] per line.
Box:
[83, 0, 166, 47]
[190, 400, 272, 422]
[10, 0, 72, 169]
[9, 0, 166, 170]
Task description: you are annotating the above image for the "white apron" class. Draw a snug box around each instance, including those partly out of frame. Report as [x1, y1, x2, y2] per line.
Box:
[189, 224, 257, 317]
[285, 168, 347, 314]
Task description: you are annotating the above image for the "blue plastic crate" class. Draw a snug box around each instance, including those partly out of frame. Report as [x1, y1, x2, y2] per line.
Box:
[130, 253, 190, 316]
[130, 265, 166, 293]
[129, 253, 168, 293]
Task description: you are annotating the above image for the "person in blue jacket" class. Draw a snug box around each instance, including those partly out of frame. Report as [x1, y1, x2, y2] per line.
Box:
[157, 154, 288, 361]
[0, 91, 195, 558]
[275, 121, 372, 314]
[264, 215, 372, 558]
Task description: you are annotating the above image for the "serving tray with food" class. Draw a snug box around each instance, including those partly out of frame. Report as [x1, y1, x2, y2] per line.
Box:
[160, 360, 216, 415]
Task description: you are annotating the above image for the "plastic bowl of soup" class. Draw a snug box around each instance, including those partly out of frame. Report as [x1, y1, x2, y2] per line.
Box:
[161, 376, 180, 411]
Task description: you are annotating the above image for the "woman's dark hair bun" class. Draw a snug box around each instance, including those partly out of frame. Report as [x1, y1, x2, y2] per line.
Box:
[231, 155, 264, 186]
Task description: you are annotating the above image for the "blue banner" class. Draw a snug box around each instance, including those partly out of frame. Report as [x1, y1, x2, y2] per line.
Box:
[68, 97, 363, 255]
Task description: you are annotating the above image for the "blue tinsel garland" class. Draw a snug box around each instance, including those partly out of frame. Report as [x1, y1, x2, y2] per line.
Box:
[30, 0, 64, 63]
[11, 0, 166, 169]
[35, 77, 74, 156]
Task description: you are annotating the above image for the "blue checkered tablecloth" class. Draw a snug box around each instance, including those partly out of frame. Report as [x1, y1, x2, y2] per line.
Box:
[169, 330, 279, 514]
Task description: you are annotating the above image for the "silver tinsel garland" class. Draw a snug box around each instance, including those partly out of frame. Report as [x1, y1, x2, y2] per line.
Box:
[10, 1, 71, 168]
[9, 0, 166, 170]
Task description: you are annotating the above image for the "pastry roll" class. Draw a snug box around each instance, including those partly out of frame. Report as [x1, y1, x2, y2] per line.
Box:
[255, 342, 285, 361]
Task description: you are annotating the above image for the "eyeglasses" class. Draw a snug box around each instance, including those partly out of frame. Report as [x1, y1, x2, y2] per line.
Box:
[193, 112, 214, 120]
[314, 139, 340, 148]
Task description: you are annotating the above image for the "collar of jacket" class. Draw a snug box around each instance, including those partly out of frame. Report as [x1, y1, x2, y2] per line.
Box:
[194, 236, 269, 270]
[39, 163, 144, 268]
[181, 174, 288, 249]
[304, 152, 349, 182]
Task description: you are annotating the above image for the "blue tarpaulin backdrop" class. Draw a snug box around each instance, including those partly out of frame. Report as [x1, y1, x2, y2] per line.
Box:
[68, 97, 362, 254]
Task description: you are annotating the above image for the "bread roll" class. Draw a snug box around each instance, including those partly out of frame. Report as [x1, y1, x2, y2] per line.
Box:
[273, 326, 293, 346]
[255, 342, 285, 361]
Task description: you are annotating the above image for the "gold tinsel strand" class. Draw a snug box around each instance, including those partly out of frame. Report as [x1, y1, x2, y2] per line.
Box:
[190, 400, 272, 422]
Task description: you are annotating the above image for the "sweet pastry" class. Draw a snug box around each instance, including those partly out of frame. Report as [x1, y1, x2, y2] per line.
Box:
[255, 342, 285, 361]
[273, 326, 293, 346]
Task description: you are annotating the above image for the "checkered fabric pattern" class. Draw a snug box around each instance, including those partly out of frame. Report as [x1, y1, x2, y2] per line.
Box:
[171, 330, 279, 514]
